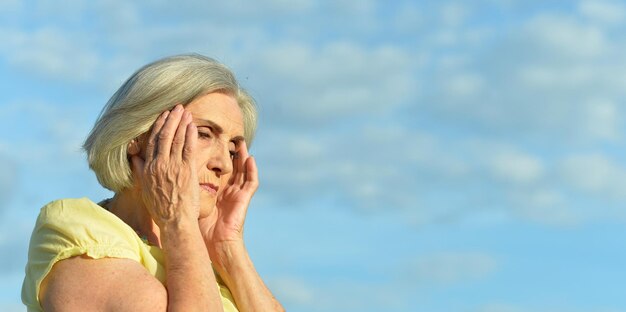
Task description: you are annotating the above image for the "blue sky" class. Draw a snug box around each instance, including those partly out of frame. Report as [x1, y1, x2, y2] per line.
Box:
[1, 0, 626, 311]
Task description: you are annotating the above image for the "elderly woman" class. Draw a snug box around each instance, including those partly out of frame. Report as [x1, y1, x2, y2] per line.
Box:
[21, 54, 284, 311]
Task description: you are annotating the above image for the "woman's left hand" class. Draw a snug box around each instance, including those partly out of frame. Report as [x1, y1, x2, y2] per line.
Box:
[198, 143, 284, 311]
[199, 141, 258, 264]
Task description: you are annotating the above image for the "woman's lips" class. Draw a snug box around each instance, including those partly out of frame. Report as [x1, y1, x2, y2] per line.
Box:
[199, 183, 218, 194]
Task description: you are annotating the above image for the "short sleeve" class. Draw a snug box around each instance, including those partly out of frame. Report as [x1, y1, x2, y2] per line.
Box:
[21, 198, 142, 311]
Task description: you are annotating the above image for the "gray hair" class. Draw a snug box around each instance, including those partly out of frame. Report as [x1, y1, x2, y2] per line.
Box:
[83, 54, 257, 192]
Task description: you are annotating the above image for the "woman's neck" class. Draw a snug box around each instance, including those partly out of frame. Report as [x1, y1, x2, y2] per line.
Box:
[105, 191, 162, 247]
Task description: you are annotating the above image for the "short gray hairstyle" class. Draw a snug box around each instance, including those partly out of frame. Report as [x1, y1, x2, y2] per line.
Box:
[83, 54, 257, 192]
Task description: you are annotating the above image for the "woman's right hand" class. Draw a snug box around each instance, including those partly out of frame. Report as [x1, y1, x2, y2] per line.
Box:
[130, 104, 201, 229]
[129, 105, 224, 310]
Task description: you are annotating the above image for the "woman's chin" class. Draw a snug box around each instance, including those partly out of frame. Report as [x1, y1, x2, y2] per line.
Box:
[198, 196, 217, 218]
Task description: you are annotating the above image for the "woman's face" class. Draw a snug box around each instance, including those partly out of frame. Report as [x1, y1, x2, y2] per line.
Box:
[184, 92, 245, 216]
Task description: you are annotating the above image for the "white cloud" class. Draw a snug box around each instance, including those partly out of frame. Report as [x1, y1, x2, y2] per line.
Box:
[93, 0, 141, 29]
[581, 98, 621, 142]
[148, 0, 315, 18]
[392, 3, 424, 33]
[32, 0, 90, 22]
[559, 153, 626, 200]
[0, 27, 99, 82]
[0, 0, 623, 232]
[489, 149, 544, 185]
[0, 100, 91, 166]
[441, 2, 469, 27]
[524, 14, 608, 59]
[4, 2, 626, 310]
[512, 189, 580, 226]
[420, 11, 626, 145]
[579, 0, 626, 25]
[257, 124, 464, 215]
[406, 251, 498, 285]
[517, 64, 595, 90]
[257, 121, 606, 227]
[328, 0, 376, 16]
[253, 41, 417, 124]
[444, 72, 485, 97]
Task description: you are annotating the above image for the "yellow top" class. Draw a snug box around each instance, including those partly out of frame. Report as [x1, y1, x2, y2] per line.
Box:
[21, 197, 238, 311]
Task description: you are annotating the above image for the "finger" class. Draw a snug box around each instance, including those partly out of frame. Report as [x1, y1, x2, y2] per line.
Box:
[238, 141, 250, 164]
[227, 144, 241, 185]
[229, 155, 245, 186]
[242, 155, 259, 194]
[182, 120, 197, 164]
[229, 155, 242, 186]
[234, 141, 250, 186]
[156, 104, 185, 158]
[171, 110, 192, 160]
[227, 159, 239, 185]
[145, 111, 169, 162]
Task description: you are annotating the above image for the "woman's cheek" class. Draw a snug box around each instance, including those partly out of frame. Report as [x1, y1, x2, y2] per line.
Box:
[220, 174, 231, 188]
[195, 141, 215, 161]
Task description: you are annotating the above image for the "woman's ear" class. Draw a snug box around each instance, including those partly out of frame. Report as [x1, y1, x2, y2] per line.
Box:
[127, 139, 140, 156]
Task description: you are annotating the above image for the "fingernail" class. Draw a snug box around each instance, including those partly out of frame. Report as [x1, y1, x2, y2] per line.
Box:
[174, 105, 183, 112]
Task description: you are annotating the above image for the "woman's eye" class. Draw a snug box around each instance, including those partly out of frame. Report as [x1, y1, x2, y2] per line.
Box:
[230, 150, 238, 160]
[198, 131, 211, 139]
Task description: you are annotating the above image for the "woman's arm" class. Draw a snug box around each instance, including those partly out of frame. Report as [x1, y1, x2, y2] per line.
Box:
[41, 226, 221, 312]
[200, 142, 284, 311]
[213, 242, 285, 312]
[41, 256, 169, 311]
[159, 218, 222, 312]
[39, 224, 220, 312]
[41, 256, 167, 311]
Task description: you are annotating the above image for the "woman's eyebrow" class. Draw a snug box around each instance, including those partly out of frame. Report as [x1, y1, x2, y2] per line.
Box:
[193, 118, 245, 143]
[194, 118, 224, 134]
[231, 136, 245, 145]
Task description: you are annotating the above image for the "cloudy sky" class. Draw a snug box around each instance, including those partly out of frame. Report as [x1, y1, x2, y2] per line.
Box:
[1, 0, 626, 311]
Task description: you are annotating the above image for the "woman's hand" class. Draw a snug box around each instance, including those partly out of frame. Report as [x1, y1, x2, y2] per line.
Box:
[198, 143, 285, 312]
[130, 105, 224, 310]
[199, 141, 258, 262]
[130, 105, 201, 229]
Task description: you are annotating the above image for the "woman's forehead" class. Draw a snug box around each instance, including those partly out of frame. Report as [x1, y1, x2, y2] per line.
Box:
[186, 92, 244, 135]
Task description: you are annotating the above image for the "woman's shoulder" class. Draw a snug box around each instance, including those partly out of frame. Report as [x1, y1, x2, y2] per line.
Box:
[22, 198, 145, 310]
[27, 197, 143, 269]
[39, 197, 101, 215]
[37, 197, 115, 226]
[33, 197, 139, 248]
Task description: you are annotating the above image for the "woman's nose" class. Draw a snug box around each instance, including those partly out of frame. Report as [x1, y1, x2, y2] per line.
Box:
[207, 141, 233, 176]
